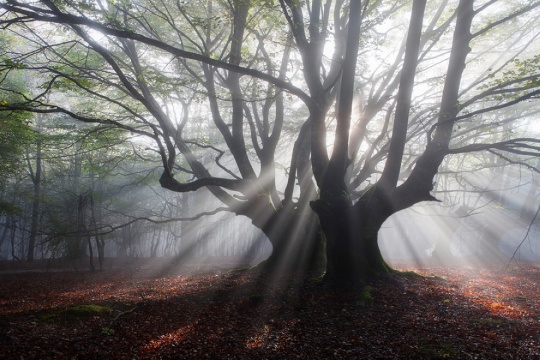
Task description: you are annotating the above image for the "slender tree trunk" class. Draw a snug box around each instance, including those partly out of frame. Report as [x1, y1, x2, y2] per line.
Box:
[150, 228, 161, 257]
[26, 137, 42, 262]
[88, 193, 104, 270]
[0, 218, 10, 252]
[77, 194, 95, 271]
[10, 218, 20, 261]
[87, 231, 95, 272]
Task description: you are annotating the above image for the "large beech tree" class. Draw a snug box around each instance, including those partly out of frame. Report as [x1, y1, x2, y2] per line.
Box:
[1, 0, 539, 284]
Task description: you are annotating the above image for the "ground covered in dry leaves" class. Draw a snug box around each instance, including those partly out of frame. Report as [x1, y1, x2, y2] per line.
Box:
[0, 262, 539, 359]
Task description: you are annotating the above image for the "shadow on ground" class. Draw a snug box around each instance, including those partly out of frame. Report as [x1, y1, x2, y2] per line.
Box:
[0, 260, 538, 359]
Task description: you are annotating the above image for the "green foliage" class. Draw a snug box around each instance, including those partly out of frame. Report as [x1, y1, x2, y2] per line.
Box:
[251, 0, 276, 8]
[0, 199, 21, 216]
[1, 58, 28, 70]
[101, 326, 116, 335]
[0, 36, 34, 214]
[480, 54, 540, 100]
[0, 114, 33, 175]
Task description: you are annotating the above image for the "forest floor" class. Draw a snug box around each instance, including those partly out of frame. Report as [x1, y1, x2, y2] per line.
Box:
[0, 259, 538, 359]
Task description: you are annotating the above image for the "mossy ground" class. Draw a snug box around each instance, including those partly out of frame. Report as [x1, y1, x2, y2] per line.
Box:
[39, 304, 112, 324]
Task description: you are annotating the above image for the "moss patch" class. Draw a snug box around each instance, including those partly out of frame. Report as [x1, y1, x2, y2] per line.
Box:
[356, 285, 374, 306]
[39, 304, 112, 324]
[415, 339, 459, 358]
[248, 294, 265, 306]
[470, 317, 507, 326]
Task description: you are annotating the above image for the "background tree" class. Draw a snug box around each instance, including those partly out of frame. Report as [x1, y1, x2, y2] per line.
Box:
[0, 32, 33, 216]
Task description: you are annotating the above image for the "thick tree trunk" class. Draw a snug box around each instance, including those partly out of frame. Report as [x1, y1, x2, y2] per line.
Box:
[265, 210, 324, 275]
[312, 198, 358, 284]
[240, 198, 324, 275]
[313, 187, 394, 286]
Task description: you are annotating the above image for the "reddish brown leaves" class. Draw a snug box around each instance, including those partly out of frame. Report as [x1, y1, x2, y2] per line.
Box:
[0, 264, 539, 359]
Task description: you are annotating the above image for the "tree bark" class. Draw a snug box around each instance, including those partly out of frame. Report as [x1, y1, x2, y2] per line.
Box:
[26, 137, 42, 262]
[397, 0, 474, 208]
[89, 193, 104, 270]
[238, 197, 324, 275]
[313, 186, 395, 285]
[379, 0, 427, 190]
[314, 0, 475, 285]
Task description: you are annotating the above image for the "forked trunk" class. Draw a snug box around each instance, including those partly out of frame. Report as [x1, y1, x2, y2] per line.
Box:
[312, 187, 395, 286]
[241, 199, 325, 275]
